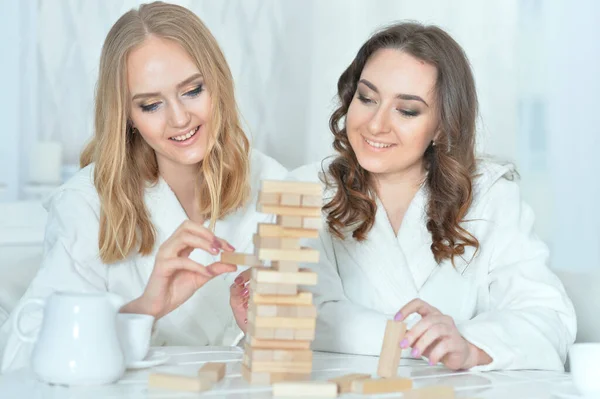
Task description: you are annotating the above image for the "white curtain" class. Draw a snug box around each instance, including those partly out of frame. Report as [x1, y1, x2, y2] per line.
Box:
[1, 0, 598, 270]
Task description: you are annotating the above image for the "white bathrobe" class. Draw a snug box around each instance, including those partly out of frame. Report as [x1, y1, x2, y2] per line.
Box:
[294, 161, 577, 371]
[1, 150, 287, 373]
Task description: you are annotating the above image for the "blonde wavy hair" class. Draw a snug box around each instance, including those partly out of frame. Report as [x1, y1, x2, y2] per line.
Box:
[80, 1, 250, 264]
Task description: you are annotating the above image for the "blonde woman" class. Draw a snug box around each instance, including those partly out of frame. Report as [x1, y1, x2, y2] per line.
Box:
[1, 1, 286, 372]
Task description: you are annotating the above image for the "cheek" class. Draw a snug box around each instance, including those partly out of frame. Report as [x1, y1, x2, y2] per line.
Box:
[130, 110, 165, 143]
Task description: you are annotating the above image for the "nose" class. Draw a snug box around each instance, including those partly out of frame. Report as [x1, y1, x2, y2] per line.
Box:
[367, 106, 392, 136]
[167, 99, 191, 129]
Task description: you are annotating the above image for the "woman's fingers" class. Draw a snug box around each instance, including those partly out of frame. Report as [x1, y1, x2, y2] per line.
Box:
[395, 299, 441, 323]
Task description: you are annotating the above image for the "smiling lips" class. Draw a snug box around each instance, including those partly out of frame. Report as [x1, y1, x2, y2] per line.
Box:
[169, 126, 199, 142]
[363, 137, 395, 149]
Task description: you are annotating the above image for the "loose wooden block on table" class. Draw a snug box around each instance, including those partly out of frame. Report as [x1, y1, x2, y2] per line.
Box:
[148, 373, 212, 392]
[257, 223, 319, 239]
[328, 373, 371, 394]
[253, 235, 300, 250]
[252, 291, 313, 306]
[241, 363, 309, 385]
[197, 362, 225, 383]
[259, 204, 321, 218]
[402, 385, 455, 399]
[220, 252, 262, 266]
[261, 180, 322, 196]
[256, 248, 320, 263]
[247, 336, 312, 350]
[272, 382, 337, 398]
[250, 280, 298, 295]
[377, 320, 407, 378]
[252, 267, 318, 285]
[351, 377, 413, 394]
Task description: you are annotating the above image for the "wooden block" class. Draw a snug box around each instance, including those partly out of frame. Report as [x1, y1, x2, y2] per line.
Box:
[274, 328, 295, 340]
[402, 386, 455, 399]
[294, 328, 316, 340]
[220, 252, 262, 266]
[252, 267, 318, 285]
[250, 280, 298, 295]
[328, 373, 371, 394]
[248, 336, 311, 350]
[245, 345, 312, 362]
[302, 217, 321, 229]
[272, 382, 337, 398]
[254, 316, 316, 329]
[257, 248, 320, 263]
[261, 180, 322, 196]
[259, 192, 280, 205]
[351, 377, 413, 394]
[250, 303, 317, 318]
[259, 204, 321, 218]
[280, 193, 302, 206]
[254, 235, 300, 250]
[257, 223, 319, 239]
[277, 215, 303, 228]
[241, 363, 309, 385]
[252, 291, 313, 305]
[301, 195, 322, 207]
[197, 362, 225, 383]
[148, 373, 212, 392]
[272, 260, 301, 272]
[243, 357, 312, 373]
[377, 320, 407, 378]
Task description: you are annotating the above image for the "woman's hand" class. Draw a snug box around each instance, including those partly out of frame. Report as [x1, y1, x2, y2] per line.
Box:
[121, 220, 237, 319]
[229, 268, 252, 333]
[395, 299, 492, 370]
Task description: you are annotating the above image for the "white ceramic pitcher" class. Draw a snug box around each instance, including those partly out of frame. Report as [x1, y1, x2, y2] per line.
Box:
[13, 292, 126, 385]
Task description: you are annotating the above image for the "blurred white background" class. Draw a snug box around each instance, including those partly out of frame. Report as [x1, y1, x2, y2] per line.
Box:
[0, 0, 599, 271]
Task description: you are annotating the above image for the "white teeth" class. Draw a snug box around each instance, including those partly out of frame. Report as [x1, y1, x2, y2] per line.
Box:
[364, 138, 393, 148]
[171, 126, 199, 142]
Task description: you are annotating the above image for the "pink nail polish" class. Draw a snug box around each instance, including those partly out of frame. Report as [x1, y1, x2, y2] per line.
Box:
[428, 360, 435, 366]
[400, 339, 409, 349]
[394, 312, 403, 321]
[411, 348, 420, 357]
[211, 247, 219, 254]
[242, 288, 249, 297]
[244, 318, 247, 324]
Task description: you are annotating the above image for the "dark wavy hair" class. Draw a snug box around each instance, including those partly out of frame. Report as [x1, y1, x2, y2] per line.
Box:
[323, 22, 479, 264]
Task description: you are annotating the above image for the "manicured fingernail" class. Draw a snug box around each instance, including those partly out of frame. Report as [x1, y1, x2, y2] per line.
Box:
[211, 247, 219, 254]
[400, 339, 409, 349]
[242, 288, 249, 297]
[235, 276, 243, 284]
[213, 239, 222, 249]
[394, 312, 403, 321]
[411, 348, 420, 357]
[244, 318, 247, 324]
[428, 360, 435, 366]
[227, 243, 235, 251]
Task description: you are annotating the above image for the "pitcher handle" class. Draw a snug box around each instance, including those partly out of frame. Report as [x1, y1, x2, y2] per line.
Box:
[13, 298, 46, 343]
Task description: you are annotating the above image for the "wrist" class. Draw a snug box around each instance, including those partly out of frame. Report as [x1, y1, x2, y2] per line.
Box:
[120, 296, 160, 319]
[466, 342, 492, 369]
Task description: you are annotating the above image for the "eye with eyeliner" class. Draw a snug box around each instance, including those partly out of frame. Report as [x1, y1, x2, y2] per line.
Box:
[397, 108, 419, 117]
[139, 84, 204, 113]
[357, 92, 375, 104]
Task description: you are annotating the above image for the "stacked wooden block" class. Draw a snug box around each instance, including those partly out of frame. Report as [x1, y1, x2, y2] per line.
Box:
[223, 180, 323, 385]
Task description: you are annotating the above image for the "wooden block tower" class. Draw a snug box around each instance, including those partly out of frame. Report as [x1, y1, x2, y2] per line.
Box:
[222, 180, 323, 385]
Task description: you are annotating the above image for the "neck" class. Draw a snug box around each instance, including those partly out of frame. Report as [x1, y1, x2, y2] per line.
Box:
[372, 160, 426, 235]
[157, 157, 201, 221]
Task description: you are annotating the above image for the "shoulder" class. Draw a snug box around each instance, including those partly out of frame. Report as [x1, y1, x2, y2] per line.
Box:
[43, 164, 100, 222]
[469, 159, 528, 226]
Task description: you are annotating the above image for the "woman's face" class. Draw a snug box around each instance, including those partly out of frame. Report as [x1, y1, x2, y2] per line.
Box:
[346, 48, 440, 180]
[127, 35, 212, 171]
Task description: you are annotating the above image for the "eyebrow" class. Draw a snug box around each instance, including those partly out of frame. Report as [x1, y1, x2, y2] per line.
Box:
[131, 73, 203, 101]
[358, 79, 429, 107]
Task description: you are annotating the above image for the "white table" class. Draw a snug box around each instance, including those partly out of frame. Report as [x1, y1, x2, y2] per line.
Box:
[0, 346, 584, 398]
